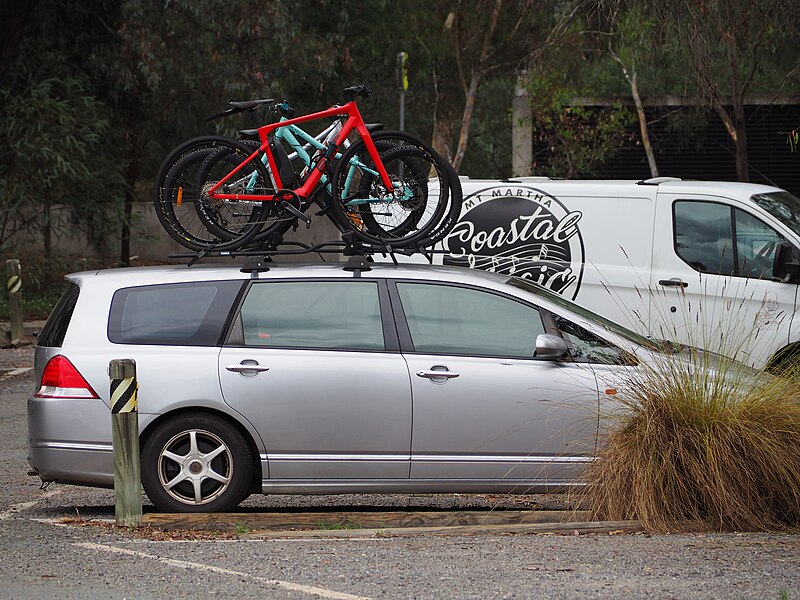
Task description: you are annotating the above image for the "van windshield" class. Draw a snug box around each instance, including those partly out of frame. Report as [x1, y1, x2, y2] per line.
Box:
[507, 276, 666, 351]
[751, 191, 800, 238]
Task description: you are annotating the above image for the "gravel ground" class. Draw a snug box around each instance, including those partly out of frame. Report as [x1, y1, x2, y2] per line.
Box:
[0, 344, 34, 371]
[2, 346, 800, 599]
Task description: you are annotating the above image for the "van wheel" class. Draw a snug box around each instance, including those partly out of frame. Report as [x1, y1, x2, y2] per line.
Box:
[142, 414, 252, 512]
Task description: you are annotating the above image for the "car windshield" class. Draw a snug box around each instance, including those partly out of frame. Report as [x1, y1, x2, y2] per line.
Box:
[507, 276, 671, 352]
[751, 191, 800, 238]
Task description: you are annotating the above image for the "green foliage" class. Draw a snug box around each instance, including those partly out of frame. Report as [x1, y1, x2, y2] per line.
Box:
[1, 0, 798, 262]
[527, 75, 634, 178]
[0, 254, 112, 320]
[0, 77, 122, 253]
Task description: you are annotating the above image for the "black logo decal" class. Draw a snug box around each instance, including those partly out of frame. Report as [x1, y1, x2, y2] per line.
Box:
[443, 185, 585, 299]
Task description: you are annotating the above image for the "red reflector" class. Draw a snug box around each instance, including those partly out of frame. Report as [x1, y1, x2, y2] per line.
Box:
[35, 355, 99, 399]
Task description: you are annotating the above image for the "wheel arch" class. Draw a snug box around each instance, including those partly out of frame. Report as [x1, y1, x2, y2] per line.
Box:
[140, 407, 264, 490]
[765, 341, 800, 374]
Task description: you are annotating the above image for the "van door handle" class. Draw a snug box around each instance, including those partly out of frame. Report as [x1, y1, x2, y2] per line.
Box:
[658, 278, 688, 288]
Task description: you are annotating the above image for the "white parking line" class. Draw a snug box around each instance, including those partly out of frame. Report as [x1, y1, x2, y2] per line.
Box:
[0, 367, 32, 381]
[74, 541, 373, 600]
[0, 489, 63, 521]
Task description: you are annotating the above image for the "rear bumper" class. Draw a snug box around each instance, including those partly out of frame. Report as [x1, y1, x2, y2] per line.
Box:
[28, 395, 116, 487]
[28, 443, 114, 488]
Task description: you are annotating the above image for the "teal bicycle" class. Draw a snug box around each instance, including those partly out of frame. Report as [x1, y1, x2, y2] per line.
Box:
[154, 85, 462, 252]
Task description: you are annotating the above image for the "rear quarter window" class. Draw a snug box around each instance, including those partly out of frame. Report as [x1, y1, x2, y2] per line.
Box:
[108, 280, 243, 346]
[37, 282, 80, 348]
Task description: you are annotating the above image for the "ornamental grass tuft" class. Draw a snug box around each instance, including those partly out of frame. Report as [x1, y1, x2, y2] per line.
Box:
[583, 348, 800, 532]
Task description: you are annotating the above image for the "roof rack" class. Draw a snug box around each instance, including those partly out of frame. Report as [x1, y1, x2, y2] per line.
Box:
[636, 176, 682, 185]
[170, 235, 448, 268]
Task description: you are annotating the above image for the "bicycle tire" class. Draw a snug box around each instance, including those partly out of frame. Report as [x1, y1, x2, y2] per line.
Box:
[190, 138, 277, 251]
[329, 132, 461, 248]
[154, 136, 267, 251]
[369, 130, 463, 248]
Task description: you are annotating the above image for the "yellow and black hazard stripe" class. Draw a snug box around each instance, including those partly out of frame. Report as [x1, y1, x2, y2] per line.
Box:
[6, 274, 21, 295]
[110, 376, 138, 414]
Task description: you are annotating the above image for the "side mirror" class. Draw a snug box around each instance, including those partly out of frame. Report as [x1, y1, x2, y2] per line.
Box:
[773, 241, 800, 283]
[535, 333, 570, 360]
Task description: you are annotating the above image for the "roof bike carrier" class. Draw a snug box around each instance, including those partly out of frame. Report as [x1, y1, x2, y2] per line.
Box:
[170, 234, 451, 268]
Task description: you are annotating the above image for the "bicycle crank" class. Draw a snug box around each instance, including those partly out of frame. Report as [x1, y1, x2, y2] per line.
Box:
[275, 189, 310, 224]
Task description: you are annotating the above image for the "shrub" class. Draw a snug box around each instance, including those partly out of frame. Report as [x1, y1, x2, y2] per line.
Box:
[584, 348, 800, 532]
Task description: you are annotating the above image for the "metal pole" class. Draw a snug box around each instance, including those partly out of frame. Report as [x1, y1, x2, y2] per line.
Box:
[5, 260, 24, 347]
[109, 359, 142, 526]
[399, 91, 405, 132]
[397, 52, 409, 131]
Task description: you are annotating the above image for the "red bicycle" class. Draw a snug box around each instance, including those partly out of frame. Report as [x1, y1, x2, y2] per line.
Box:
[155, 85, 462, 252]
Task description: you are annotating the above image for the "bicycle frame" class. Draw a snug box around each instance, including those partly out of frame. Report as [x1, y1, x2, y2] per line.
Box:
[206, 100, 393, 202]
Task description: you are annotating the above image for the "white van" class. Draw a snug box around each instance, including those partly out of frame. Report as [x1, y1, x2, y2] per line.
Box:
[434, 176, 800, 370]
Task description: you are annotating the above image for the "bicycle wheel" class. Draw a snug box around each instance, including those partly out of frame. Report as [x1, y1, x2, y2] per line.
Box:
[193, 138, 276, 251]
[154, 136, 267, 251]
[330, 133, 461, 248]
[368, 130, 463, 247]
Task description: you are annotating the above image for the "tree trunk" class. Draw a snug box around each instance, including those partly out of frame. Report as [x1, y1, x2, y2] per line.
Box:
[629, 71, 658, 178]
[42, 199, 51, 258]
[121, 103, 139, 267]
[452, 73, 481, 172]
[449, 0, 503, 172]
[732, 104, 749, 183]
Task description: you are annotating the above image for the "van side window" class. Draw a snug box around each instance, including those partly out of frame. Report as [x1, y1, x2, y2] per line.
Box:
[674, 201, 785, 280]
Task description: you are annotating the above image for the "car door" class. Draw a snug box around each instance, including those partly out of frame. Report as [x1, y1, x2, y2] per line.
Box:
[218, 278, 412, 480]
[650, 195, 800, 366]
[391, 281, 600, 485]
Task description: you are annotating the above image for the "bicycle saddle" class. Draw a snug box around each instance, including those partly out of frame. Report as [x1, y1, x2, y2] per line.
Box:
[206, 98, 278, 121]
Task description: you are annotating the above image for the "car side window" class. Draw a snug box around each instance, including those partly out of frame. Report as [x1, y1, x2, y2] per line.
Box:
[108, 281, 242, 346]
[396, 282, 545, 357]
[551, 314, 637, 365]
[236, 281, 385, 350]
[674, 200, 785, 279]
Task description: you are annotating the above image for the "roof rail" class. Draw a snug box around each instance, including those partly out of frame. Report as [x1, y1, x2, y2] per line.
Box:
[637, 176, 683, 185]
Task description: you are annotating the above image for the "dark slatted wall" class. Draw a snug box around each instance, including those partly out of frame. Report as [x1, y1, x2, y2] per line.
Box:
[539, 105, 800, 196]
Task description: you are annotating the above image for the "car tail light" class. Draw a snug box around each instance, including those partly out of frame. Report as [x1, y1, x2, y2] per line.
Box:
[35, 355, 99, 399]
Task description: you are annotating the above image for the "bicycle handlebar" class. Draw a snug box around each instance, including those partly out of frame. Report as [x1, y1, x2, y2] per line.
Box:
[342, 84, 372, 102]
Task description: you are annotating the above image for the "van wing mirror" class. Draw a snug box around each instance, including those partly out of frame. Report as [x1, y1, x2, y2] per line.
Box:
[772, 241, 800, 283]
[535, 333, 570, 360]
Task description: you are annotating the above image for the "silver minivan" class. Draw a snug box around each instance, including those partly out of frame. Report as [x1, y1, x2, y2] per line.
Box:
[29, 261, 664, 512]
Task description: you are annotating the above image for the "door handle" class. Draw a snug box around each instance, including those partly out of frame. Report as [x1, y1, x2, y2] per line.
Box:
[416, 370, 460, 379]
[226, 363, 270, 373]
[658, 278, 688, 288]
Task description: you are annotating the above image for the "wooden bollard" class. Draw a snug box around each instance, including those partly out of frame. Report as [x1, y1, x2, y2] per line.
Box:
[5, 259, 24, 346]
[109, 359, 142, 526]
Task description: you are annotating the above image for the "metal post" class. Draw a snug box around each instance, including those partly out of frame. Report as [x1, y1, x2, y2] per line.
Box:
[5, 260, 24, 347]
[109, 359, 142, 526]
[512, 70, 533, 177]
[397, 52, 409, 131]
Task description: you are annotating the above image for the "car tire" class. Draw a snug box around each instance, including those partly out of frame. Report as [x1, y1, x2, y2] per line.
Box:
[141, 413, 253, 512]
